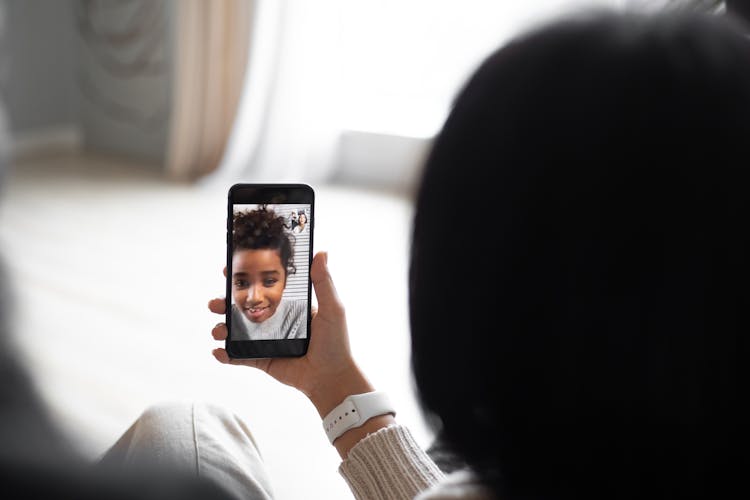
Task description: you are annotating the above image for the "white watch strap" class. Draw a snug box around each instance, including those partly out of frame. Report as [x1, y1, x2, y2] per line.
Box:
[322, 391, 395, 444]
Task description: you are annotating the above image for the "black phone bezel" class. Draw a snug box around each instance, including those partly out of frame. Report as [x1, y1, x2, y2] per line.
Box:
[225, 183, 314, 359]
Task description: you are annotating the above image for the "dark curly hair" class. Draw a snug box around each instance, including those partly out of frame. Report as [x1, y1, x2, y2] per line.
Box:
[232, 205, 296, 276]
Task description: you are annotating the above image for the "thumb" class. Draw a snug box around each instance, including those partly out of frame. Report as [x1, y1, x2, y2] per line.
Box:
[311, 251, 343, 315]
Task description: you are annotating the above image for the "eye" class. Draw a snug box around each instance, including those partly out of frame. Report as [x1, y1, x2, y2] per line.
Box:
[233, 279, 249, 289]
[263, 278, 279, 287]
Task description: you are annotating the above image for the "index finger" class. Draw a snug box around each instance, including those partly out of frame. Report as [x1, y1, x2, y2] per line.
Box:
[208, 297, 226, 314]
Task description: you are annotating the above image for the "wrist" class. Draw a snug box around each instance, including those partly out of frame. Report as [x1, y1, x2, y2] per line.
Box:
[307, 361, 374, 418]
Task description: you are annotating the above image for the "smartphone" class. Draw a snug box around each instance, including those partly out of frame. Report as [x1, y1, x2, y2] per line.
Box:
[226, 183, 314, 358]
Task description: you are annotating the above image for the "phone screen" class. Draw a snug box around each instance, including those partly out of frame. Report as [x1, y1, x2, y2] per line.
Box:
[226, 184, 314, 358]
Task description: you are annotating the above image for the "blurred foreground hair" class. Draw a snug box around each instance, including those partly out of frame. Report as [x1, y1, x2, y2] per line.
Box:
[411, 10, 749, 499]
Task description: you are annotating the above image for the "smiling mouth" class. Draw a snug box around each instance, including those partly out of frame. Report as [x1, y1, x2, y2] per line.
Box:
[243, 305, 270, 322]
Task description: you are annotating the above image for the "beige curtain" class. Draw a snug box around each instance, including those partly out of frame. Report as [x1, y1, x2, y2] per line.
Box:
[167, 0, 253, 181]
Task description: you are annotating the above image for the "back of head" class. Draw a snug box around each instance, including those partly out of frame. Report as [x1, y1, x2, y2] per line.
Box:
[410, 9, 749, 499]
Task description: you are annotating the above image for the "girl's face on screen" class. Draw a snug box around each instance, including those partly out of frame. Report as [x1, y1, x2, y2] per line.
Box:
[232, 249, 286, 323]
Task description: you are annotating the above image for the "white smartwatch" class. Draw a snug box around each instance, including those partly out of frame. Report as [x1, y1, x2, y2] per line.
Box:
[322, 391, 396, 444]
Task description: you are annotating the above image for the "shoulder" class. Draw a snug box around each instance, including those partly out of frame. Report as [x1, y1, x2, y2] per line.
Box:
[290, 298, 307, 314]
[279, 298, 306, 316]
[278, 299, 307, 338]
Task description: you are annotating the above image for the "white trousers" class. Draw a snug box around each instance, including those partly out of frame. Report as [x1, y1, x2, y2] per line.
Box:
[101, 402, 275, 500]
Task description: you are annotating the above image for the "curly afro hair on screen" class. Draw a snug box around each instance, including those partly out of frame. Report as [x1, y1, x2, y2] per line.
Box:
[232, 205, 296, 276]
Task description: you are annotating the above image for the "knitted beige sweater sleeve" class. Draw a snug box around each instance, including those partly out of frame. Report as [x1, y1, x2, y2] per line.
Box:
[338, 425, 445, 500]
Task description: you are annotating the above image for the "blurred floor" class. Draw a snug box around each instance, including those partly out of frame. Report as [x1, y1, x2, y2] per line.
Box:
[0, 150, 433, 500]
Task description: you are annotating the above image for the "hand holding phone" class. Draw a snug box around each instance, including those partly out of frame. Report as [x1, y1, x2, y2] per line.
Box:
[214, 185, 394, 456]
[209, 253, 378, 421]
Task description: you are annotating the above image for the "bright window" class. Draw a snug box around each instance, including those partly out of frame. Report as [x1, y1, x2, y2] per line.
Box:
[337, 1, 623, 138]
